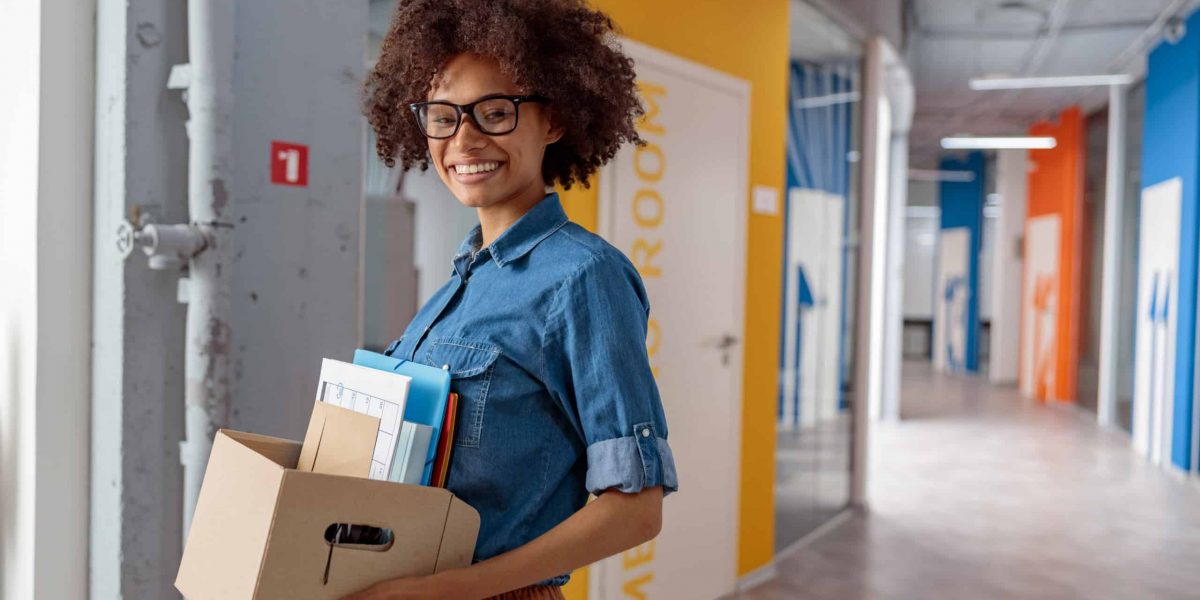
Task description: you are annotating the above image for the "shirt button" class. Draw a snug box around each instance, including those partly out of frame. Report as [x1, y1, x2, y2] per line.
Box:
[442, 364, 450, 371]
[641, 429, 651, 438]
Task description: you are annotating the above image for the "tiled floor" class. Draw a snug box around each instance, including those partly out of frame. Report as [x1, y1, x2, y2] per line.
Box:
[740, 362, 1200, 600]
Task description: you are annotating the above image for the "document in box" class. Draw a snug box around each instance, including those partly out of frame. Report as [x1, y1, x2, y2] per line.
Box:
[316, 358, 411, 480]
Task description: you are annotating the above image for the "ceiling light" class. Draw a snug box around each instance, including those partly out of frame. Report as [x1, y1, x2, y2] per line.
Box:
[908, 169, 976, 183]
[940, 136, 1056, 150]
[969, 74, 1134, 90]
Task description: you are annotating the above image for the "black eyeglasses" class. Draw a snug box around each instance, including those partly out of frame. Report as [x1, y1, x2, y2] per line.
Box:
[408, 94, 549, 139]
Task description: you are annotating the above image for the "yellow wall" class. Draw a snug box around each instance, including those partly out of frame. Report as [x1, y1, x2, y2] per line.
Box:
[559, 1, 790, 595]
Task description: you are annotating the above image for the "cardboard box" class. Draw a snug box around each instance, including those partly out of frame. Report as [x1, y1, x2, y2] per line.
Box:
[176, 403, 480, 599]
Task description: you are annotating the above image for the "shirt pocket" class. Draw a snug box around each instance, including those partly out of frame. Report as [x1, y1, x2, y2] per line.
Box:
[420, 339, 501, 449]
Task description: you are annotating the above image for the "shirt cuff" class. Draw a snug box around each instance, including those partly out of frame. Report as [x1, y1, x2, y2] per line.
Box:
[585, 422, 679, 496]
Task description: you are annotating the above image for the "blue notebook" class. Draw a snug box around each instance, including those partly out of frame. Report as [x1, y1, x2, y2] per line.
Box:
[353, 349, 451, 486]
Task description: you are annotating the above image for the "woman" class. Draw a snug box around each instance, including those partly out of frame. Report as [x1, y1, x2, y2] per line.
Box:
[347, 1, 677, 599]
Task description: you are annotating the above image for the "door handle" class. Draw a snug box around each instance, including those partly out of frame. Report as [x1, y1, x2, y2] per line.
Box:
[701, 333, 740, 366]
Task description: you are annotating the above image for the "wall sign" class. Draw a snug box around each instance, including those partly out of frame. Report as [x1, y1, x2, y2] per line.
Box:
[271, 140, 308, 186]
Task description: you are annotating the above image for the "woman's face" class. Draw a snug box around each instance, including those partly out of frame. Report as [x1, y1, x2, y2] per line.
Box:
[425, 53, 561, 209]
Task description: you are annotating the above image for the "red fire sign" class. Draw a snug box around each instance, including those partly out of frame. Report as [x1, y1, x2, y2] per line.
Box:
[270, 141, 308, 186]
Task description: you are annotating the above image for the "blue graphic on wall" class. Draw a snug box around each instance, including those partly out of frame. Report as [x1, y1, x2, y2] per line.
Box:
[941, 275, 968, 371]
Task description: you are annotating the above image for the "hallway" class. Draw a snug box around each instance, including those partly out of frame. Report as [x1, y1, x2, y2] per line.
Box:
[742, 362, 1200, 600]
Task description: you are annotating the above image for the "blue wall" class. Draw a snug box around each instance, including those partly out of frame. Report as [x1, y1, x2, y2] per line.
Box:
[1142, 12, 1200, 471]
[938, 151, 986, 372]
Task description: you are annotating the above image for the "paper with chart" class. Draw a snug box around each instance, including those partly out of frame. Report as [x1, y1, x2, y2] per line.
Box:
[316, 358, 411, 480]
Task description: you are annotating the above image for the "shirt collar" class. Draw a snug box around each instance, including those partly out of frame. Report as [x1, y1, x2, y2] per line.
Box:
[453, 192, 569, 272]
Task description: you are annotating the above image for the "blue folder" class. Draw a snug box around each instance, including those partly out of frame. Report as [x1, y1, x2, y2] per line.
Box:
[353, 349, 451, 485]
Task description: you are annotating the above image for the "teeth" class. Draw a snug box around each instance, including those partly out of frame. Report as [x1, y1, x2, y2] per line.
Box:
[454, 162, 499, 175]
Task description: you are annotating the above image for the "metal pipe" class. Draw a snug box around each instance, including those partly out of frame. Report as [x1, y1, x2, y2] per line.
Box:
[181, 0, 236, 540]
[1097, 84, 1127, 428]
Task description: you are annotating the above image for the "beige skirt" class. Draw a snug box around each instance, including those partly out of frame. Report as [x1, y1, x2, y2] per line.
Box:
[485, 585, 566, 600]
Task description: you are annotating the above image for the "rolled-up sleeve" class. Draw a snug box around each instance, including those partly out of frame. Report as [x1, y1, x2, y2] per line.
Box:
[541, 252, 678, 496]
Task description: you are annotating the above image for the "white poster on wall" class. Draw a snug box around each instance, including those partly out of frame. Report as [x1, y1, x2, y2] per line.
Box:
[593, 39, 749, 599]
[1133, 177, 1182, 465]
[934, 227, 970, 372]
[1020, 214, 1060, 400]
[780, 188, 845, 429]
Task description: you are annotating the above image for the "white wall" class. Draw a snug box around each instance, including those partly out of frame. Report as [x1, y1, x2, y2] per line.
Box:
[403, 169, 480, 305]
[0, 0, 94, 596]
[903, 209, 938, 319]
[990, 149, 1027, 383]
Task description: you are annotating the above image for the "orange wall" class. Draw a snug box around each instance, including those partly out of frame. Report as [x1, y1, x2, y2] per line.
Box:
[557, 0, 790, 592]
[1026, 105, 1085, 403]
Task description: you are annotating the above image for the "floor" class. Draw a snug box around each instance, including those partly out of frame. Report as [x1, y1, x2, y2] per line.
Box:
[741, 361, 1200, 600]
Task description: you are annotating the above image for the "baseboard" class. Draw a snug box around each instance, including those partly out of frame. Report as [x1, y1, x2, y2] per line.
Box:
[730, 508, 855, 596]
[734, 561, 777, 594]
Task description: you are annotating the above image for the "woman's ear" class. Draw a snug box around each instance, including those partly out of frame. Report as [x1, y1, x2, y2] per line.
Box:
[544, 110, 565, 145]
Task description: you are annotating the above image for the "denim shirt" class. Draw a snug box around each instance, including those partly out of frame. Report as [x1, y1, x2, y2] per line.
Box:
[385, 193, 678, 585]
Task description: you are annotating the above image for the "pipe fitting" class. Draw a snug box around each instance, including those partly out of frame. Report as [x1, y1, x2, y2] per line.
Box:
[118, 221, 209, 270]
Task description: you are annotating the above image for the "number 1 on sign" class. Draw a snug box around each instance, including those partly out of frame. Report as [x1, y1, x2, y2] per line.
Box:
[277, 149, 300, 183]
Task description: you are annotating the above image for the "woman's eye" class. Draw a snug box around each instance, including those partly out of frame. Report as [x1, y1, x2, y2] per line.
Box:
[484, 110, 511, 121]
[432, 116, 455, 125]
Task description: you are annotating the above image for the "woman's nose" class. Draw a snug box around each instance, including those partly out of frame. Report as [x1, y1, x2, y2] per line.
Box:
[451, 114, 488, 150]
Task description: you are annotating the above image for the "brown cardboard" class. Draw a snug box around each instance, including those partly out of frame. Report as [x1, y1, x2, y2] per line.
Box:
[296, 401, 379, 477]
[176, 427, 479, 599]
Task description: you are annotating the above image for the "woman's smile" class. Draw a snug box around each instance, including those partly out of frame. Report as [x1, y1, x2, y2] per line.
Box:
[447, 159, 506, 184]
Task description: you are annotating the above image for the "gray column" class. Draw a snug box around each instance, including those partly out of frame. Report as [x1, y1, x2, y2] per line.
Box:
[1097, 84, 1127, 427]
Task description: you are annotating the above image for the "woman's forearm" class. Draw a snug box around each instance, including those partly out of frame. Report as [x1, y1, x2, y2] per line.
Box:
[451, 486, 664, 599]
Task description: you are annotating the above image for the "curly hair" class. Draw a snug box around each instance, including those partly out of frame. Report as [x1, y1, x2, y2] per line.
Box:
[363, 0, 645, 189]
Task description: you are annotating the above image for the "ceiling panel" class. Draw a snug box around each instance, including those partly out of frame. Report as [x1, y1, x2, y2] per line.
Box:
[908, 0, 1184, 167]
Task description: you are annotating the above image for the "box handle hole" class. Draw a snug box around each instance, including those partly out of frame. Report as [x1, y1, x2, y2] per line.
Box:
[322, 523, 395, 585]
[323, 523, 394, 551]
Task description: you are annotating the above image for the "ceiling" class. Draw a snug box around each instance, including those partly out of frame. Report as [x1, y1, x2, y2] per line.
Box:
[791, 0, 863, 62]
[908, 0, 1196, 167]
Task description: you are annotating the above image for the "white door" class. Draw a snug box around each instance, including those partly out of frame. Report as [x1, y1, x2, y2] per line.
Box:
[934, 227, 971, 372]
[1134, 177, 1181, 464]
[781, 189, 844, 429]
[1020, 214, 1061, 400]
[591, 39, 748, 600]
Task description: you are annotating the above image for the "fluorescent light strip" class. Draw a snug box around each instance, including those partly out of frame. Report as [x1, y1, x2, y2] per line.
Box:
[793, 91, 861, 110]
[969, 74, 1134, 90]
[908, 169, 976, 183]
[941, 136, 1056, 150]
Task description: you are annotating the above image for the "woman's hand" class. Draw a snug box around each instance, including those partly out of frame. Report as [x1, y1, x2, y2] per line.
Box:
[341, 571, 469, 600]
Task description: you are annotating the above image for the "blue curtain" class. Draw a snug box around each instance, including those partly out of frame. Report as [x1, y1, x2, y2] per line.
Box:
[786, 62, 855, 196]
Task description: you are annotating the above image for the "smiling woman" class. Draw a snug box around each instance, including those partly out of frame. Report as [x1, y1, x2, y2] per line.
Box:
[353, 2, 678, 600]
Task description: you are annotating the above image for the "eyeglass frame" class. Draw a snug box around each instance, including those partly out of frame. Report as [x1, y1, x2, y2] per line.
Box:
[408, 94, 550, 139]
